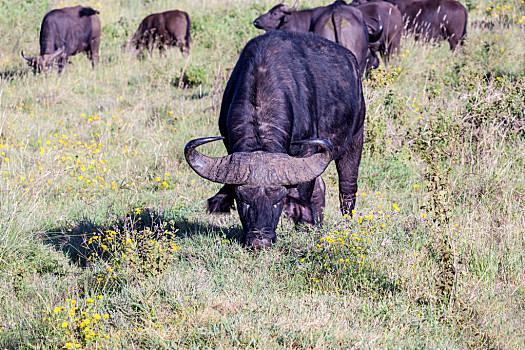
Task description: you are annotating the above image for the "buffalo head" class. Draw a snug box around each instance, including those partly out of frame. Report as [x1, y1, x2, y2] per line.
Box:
[185, 136, 333, 249]
[21, 47, 66, 73]
[253, 4, 295, 30]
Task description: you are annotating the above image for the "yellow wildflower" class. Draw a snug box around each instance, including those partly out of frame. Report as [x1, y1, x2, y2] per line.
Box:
[392, 202, 400, 212]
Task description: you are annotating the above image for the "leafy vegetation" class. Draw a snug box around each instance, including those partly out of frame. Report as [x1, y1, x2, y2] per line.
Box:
[0, 0, 523, 348]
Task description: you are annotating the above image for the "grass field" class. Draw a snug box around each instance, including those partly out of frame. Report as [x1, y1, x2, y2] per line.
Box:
[0, 0, 524, 348]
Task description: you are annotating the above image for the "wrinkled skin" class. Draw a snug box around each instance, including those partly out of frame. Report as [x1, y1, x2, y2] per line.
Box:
[385, 0, 468, 50]
[253, 2, 381, 75]
[194, 31, 366, 248]
[22, 6, 100, 73]
[125, 10, 191, 57]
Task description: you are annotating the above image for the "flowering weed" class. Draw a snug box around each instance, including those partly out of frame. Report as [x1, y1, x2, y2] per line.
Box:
[84, 210, 179, 290]
[50, 296, 110, 349]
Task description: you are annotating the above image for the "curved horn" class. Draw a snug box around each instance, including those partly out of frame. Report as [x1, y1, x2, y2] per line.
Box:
[185, 136, 333, 186]
[48, 46, 66, 60]
[366, 19, 383, 44]
[21, 51, 33, 62]
[41, 46, 66, 65]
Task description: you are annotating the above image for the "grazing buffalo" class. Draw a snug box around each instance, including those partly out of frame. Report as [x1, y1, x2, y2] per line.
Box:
[185, 31, 366, 249]
[385, 0, 468, 50]
[253, 2, 382, 75]
[22, 6, 100, 73]
[125, 10, 191, 57]
[355, 1, 403, 61]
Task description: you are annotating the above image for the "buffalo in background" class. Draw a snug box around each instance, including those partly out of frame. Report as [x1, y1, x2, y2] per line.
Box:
[185, 31, 366, 249]
[384, 0, 468, 50]
[253, 1, 382, 75]
[125, 10, 191, 57]
[22, 6, 101, 73]
[354, 1, 403, 62]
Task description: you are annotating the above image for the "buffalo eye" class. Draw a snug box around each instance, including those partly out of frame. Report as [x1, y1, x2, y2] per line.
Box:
[273, 204, 278, 209]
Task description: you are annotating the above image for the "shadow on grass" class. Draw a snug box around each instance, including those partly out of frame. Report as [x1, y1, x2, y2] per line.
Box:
[39, 208, 243, 267]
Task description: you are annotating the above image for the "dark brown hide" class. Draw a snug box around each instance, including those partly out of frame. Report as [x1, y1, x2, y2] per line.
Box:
[253, 2, 380, 75]
[22, 6, 100, 73]
[127, 10, 191, 56]
[357, 1, 403, 61]
[313, 2, 378, 73]
[387, 0, 468, 50]
[185, 31, 366, 248]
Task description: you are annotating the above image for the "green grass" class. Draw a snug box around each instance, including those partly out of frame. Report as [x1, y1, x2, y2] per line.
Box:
[0, 0, 524, 348]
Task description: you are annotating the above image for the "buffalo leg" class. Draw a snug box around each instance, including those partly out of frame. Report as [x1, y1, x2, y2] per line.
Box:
[335, 126, 364, 215]
[311, 177, 326, 223]
[182, 42, 190, 57]
[284, 177, 325, 225]
[88, 38, 100, 68]
[146, 32, 155, 57]
[158, 44, 166, 57]
[57, 56, 67, 73]
[175, 36, 190, 57]
[447, 30, 460, 51]
[207, 184, 235, 213]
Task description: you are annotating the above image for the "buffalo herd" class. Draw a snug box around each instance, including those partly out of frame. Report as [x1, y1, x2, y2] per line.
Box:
[21, 0, 469, 248]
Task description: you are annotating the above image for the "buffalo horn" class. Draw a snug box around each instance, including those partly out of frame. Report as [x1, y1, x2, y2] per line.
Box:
[21, 51, 33, 62]
[47, 46, 65, 60]
[281, 5, 295, 14]
[185, 136, 333, 186]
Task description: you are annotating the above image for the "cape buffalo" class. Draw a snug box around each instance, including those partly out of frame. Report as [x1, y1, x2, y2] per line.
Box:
[385, 0, 468, 50]
[253, 1, 382, 75]
[125, 10, 191, 57]
[21, 6, 100, 73]
[185, 31, 366, 249]
[355, 1, 403, 61]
